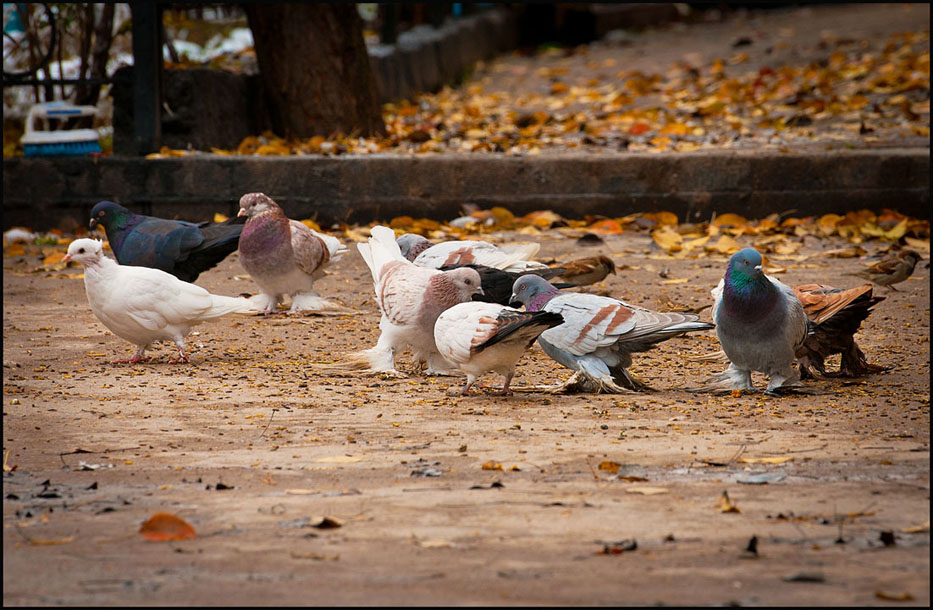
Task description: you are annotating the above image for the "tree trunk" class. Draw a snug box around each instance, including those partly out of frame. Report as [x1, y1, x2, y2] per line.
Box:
[245, 4, 385, 138]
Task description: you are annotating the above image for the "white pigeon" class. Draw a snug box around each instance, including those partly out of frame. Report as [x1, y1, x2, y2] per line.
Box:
[237, 192, 348, 313]
[396, 233, 548, 273]
[434, 301, 564, 395]
[63, 238, 255, 364]
[349, 225, 484, 375]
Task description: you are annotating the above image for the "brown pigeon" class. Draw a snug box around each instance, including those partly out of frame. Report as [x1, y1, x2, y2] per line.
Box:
[793, 283, 886, 378]
[237, 193, 347, 313]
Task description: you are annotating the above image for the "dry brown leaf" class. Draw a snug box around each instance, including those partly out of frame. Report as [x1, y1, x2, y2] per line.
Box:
[598, 460, 621, 473]
[875, 591, 914, 602]
[314, 456, 363, 463]
[482, 461, 504, 471]
[739, 456, 794, 464]
[900, 521, 930, 533]
[625, 486, 669, 495]
[716, 490, 741, 513]
[139, 513, 196, 541]
[711, 213, 748, 228]
[712, 234, 742, 254]
[652, 227, 683, 252]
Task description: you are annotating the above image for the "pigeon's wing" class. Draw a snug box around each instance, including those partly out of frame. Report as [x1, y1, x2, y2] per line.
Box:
[540, 294, 639, 356]
[794, 283, 882, 335]
[414, 241, 543, 271]
[434, 302, 503, 364]
[711, 278, 725, 321]
[375, 262, 436, 326]
[118, 218, 204, 270]
[288, 221, 328, 276]
[112, 267, 217, 330]
[769, 276, 809, 351]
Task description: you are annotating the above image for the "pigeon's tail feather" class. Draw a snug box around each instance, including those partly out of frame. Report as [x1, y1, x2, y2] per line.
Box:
[686, 364, 754, 393]
[173, 220, 244, 282]
[357, 243, 375, 279]
[311, 230, 348, 262]
[206, 295, 256, 317]
[367, 225, 406, 277]
[318, 345, 401, 376]
[685, 348, 729, 362]
[500, 243, 540, 260]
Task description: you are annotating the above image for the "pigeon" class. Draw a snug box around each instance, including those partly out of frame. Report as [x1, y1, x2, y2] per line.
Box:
[349, 225, 484, 375]
[848, 249, 922, 291]
[236, 193, 347, 313]
[509, 274, 714, 393]
[701, 248, 808, 394]
[62, 238, 254, 364]
[434, 302, 564, 395]
[438, 263, 570, 306]
[89, 200, 244, 283]
[553, 255, 617, 286]
[793, 283, 886, 379]
[396, 233, 548, 272]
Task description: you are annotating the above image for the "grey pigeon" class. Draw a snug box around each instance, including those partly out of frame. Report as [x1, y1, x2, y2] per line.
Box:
[434, 301, 564, 395]
[702, 248, 808, 394]
[396, 233, 548, 272]
[509, 274, 714, 393]
[63, 238, 254, 364]
[89, 200, 244, 283]
[237, 193, 347, 313]
[349, 225, 484, 375]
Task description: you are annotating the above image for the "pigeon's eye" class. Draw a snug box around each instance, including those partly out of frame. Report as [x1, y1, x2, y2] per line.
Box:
[98, 211, 104, 217]
[79, 248, 85, 253]
[464, 279, 472, 285]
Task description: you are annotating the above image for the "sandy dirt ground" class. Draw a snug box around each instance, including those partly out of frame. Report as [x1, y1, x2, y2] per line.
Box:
[2, 226, 929, 606]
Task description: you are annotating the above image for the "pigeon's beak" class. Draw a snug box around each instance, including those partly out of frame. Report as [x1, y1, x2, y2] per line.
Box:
[754, 265, 762, 272]
[476, 287, 484, 295]
[237, 208, 247, 217]
[88, 218, 98, 229]
[508, 297, 521, 308]
[62, 253, 72, 264]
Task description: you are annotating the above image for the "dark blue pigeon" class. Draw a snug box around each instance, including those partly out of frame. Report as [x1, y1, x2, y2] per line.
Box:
[88, 200, 244, 283]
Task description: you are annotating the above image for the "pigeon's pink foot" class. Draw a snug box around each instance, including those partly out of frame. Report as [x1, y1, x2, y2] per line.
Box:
[490, 388, 514, 397]
[168, 347, 190, 364]
[112, 356, 150, 365]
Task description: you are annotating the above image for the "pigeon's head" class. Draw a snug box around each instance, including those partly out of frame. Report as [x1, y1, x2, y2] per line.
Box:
[62, 238, 105, 266]
[510, 274, 558, 311]
[446, 267, 484, 301]
[727, 248, 765, 282]
[89, 200, 129, 231]
[237, 192, 279, 219]
[396, 233, 431, 261]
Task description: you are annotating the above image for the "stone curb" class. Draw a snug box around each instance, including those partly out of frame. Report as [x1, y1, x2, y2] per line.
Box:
[4, 149, 928, 231]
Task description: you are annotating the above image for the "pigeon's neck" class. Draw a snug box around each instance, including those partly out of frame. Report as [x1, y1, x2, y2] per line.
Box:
[722, 269, 777, 318]
[525, 289, 558, 312]
[240, 212, 289, 256]
[103, 214, 139, 252]
[82, 255, 119, 282]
